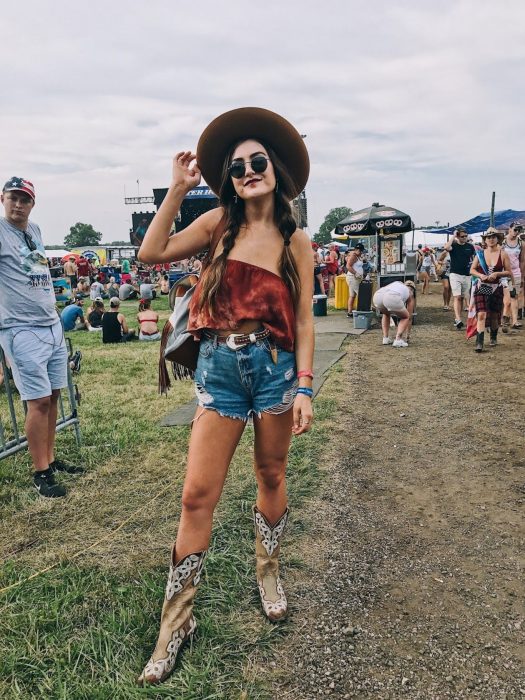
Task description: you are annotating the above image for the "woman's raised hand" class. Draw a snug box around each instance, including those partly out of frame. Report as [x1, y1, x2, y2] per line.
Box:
[171, 151, 201, 191]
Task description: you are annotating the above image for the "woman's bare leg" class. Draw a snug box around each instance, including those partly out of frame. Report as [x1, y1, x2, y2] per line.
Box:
[381, 313, 390, 338]
[476, 310, 487, 333]
[175, 409, 246, 559]
[253, 409, 294, 524]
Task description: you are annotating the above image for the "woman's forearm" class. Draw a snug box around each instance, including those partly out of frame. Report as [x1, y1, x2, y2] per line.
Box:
[294, 320, 315, 387]
[138, 184, 188, 262]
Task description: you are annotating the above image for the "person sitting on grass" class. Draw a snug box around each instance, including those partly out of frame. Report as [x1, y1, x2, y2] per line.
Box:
[76, 276, 90, 297]
[102, 297, 136, 343]
[119, 278, 139, 300]
[87, 298, 105, 331]
[61, 295, 91, 331]
[106, 276, 120, 300]
[160, 273, 170, 295]
[137, 298, 161, 341]
[139, 276, 158, 300]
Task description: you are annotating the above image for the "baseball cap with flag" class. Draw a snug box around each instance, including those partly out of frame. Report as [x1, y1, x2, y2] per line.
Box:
[3, 177, 35, 201]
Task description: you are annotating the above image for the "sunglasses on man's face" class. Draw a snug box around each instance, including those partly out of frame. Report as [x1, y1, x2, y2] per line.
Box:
[229, 155, 269, 180]
[23, 231, 37, 252]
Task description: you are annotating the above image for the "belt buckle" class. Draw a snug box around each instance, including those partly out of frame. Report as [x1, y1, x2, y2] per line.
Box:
[226, 334, 244, 350]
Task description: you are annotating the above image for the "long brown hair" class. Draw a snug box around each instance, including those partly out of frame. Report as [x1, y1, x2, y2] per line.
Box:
[196, 141, 301, 317]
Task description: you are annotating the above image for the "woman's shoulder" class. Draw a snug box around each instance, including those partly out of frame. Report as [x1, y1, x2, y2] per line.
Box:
[290, 228, 314, 256]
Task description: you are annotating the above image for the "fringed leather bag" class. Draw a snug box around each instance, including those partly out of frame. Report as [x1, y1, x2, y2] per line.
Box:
[158, 217, 225, 394]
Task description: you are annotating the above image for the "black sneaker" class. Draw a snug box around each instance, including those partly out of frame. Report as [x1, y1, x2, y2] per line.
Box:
[34, 470, 66, 498]
[49, 458, 85, 475]
[454, 320, 464, 330]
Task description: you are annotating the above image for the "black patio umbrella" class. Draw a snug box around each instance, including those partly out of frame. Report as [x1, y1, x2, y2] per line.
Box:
[335, 202, 413, 236]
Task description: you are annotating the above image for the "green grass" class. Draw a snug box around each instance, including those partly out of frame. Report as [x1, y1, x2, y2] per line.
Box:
[0, 297, 335, 698]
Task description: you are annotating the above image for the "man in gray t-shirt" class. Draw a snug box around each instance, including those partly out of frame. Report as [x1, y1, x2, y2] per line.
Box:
[0, 177, 79, 498]
[119, 281, 139, 300]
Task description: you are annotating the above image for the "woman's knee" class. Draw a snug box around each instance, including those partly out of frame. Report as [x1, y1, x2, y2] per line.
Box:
[181, 481, 219, 513]
[255, 460, 286, 490]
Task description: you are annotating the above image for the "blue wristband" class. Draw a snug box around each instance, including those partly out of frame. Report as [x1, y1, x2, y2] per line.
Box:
[296, 387, 313, 398]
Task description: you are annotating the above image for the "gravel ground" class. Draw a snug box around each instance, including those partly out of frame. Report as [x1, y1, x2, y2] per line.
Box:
[270, 288, 525, 699]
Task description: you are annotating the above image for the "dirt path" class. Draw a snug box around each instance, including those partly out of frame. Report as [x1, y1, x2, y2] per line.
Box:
[273, 289, 525, 699]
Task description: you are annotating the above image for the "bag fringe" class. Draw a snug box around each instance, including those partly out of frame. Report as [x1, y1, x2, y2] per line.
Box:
[158, 320, 195, 394]
[158, 320, 173, 395]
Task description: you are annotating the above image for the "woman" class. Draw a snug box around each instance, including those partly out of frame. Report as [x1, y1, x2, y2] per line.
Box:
[137, 298, 160, 340]
[136, 107, 314, 685]
[470, 228, 511, 352]
[325, 244, 339, 296]
[313, 244, 324, 295]
[372, 280, 416, 347]
[345, 243, 365, 317]
[502, 223, 524, 332]
[87, 298, 105, 331]
[420, 248, 435, 295]
[160, 273, 170, 295]
[437, 250, 452, 310]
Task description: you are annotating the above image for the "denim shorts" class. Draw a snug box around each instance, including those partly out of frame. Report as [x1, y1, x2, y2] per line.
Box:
[0, 321, 68, 401]
[194, 334, 298, 421]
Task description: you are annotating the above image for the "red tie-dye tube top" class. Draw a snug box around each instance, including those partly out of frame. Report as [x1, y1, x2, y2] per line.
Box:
[188, 258, 296, 352]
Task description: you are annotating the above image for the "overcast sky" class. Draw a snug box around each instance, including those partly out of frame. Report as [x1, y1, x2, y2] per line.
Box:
[1, 0, 524, 244]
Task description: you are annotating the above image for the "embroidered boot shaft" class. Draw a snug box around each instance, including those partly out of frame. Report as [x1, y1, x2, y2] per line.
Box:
[253, 506, 289, 621]
[137, 549, 207, 685]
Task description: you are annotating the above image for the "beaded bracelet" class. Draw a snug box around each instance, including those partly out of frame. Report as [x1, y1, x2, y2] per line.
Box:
[297, 370, 314, 379]
[296, 387, 313, 398]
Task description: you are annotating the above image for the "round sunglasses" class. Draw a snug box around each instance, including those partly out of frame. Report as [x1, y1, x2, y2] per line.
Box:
[229, 155, 269, 180]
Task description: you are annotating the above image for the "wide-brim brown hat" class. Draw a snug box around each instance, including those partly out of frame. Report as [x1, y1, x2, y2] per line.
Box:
[196, 107, 309, 199]
[482, 226, 504, 242]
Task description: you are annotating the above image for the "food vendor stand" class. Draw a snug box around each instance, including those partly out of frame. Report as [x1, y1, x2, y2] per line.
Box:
[335, 203, 415, 288]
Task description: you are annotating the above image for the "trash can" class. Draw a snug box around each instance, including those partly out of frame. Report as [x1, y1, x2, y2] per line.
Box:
[334, 274, 349, 310]
[312, 294, 327, 317]
[352, 310, 374, 330]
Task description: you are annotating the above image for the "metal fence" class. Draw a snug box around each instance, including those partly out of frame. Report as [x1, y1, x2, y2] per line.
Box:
[0, 339, 81, 461]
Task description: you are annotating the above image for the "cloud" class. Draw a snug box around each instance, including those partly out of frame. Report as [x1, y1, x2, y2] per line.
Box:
[1, 0, 524, 241]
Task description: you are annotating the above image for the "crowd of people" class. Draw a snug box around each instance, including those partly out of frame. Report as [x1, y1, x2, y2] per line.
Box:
[309, 222, 524, 352]
[58, 257, 201, 343]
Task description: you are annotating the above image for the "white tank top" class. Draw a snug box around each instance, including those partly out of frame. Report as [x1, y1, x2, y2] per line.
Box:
[503, 240, 521, 276]
[352, 258, 364, 276]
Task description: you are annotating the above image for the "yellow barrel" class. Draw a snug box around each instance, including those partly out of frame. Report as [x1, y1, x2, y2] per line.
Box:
[334, 274, 349, 309]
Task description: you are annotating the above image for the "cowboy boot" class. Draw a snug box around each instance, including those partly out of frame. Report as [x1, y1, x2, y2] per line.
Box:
[502, 315, 510, 334]
[137, 549, 207, 685]
[489, 328, 498, 346]
[474, 331, 484, 353]
[253, 506, 289, 621]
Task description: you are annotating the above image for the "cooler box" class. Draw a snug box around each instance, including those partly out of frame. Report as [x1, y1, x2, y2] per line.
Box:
[169, 269, 188, 288]
[352, 310, 374, 330]
[334, 274, 349, 310]
[312, 294, 327, 317]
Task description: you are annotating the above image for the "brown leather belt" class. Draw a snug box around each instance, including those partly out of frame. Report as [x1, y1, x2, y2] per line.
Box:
[205, 328, 270, 350]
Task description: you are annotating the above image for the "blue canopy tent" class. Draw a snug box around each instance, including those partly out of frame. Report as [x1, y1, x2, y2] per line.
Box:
[426, 209, 525, 236]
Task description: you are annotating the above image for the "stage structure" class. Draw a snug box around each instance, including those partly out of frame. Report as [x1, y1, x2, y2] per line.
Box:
[125, 187, 219, 246]
[153, 186, 219, 232]
[126, 185, 307, 245]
